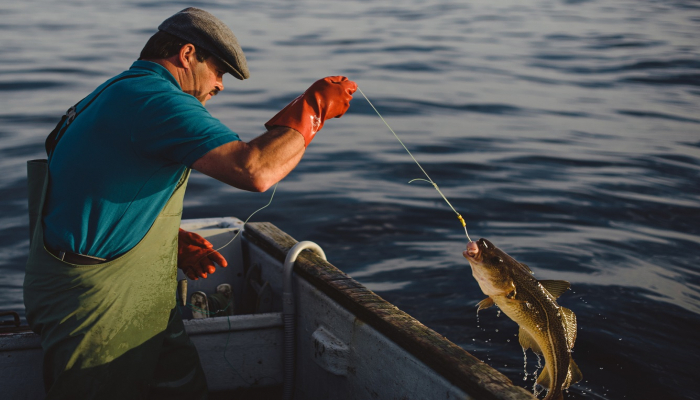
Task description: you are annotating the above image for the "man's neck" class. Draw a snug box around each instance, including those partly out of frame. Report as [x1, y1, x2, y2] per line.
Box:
[142, 57, 183, 87]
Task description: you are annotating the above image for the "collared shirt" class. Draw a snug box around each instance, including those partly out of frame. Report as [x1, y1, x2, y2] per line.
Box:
[43, 61, 240, 259]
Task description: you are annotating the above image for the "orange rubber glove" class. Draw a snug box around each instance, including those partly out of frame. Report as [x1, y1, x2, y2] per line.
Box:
[265, 76, 357, 147]
[178, 228, 228, 280]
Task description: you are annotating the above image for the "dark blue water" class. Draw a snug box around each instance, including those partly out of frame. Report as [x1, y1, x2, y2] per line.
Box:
[2, 1, 699, 399]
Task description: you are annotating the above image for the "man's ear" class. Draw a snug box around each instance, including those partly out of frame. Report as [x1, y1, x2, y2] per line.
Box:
[178, 44, 197, 70]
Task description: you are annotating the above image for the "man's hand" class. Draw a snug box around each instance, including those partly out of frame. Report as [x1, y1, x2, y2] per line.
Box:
[265, 76, 358, 147]
[178, 228, 228, 280]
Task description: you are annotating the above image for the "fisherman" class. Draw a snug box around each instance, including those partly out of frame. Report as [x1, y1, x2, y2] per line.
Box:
[23, 7, 356, 399]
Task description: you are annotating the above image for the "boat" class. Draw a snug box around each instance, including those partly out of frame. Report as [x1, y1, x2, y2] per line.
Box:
[0, 217, 535, 400]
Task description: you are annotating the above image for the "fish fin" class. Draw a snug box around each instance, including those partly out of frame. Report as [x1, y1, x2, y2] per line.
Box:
[539, 280, 570, 298]
[506, 281, 525, 302]
[518, 326, 543, 355]
[536, 366, 551, 387]
[560, 307, 578, 348]
[519, 262, 535, 275]
[477, 297, 495, 311]
[565, 357, 583, 387]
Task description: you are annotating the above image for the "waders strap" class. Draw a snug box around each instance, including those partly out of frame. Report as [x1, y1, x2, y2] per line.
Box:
[33, 73, 147, 240]
[45, 73, 147, 157]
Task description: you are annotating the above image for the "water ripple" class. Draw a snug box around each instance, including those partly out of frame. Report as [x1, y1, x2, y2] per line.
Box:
[2, 2, 699, 399]
[616, 109, 700, 124]
[1, 67, 104, 76]
[621, 73, 700, 87]
[0, 80, 67, 91]
[0, 113, 62, 125]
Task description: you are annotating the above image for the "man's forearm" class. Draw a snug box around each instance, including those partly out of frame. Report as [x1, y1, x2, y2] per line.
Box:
[192, 126, 305, 192]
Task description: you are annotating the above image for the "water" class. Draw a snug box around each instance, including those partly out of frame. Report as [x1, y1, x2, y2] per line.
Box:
[2, 0, 699, 399]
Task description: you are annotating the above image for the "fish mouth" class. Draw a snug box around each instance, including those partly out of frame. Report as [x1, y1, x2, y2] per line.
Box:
[463, 238, 495, 263]
[463, 239, 483, 262]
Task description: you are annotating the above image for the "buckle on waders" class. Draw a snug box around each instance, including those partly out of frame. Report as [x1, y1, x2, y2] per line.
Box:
[65, 106, 77, 125]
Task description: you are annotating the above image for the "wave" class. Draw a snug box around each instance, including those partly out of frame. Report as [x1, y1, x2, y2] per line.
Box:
[616, 109, 700, 124]
[621, 73, 700, 87]
[0, 80, 66, 91]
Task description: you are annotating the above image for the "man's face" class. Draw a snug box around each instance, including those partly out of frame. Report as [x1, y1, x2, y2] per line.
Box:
[182, 53, 226, 105]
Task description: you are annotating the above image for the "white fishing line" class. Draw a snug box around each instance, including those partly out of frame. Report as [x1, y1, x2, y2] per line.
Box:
[357, 87, 472, 242]
[193, 85, 473, 267]
[191, 182, 278, 268]
[214, 182, 278, 253]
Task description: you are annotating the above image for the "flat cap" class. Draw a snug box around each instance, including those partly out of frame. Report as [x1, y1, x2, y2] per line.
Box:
[159, 7, 249, 80]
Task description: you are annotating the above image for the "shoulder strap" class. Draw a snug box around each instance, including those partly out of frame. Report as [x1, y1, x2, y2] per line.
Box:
[45, 73, 147, 157]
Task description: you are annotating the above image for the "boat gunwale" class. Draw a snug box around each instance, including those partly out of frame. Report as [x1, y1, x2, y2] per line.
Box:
[242, 222, 535, 400]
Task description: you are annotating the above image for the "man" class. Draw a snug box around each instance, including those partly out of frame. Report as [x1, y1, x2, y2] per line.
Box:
[23, 7, 357, 399]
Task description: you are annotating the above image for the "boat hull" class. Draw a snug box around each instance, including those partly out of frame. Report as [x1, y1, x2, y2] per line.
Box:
[0, 218, 534, 400]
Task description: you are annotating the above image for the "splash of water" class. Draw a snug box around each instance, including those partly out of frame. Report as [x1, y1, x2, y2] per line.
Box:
[522, 347, 528, 381]
[532, 354, 544, 396]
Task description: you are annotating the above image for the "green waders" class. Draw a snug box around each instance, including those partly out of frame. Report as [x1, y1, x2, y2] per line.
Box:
[23, 160, 208, 399]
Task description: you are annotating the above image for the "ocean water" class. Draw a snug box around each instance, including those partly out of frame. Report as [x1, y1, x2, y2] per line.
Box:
[1, 1, 699, 399]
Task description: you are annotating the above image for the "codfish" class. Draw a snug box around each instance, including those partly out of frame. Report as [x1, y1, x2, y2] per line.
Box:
[463, 238, 582, 400]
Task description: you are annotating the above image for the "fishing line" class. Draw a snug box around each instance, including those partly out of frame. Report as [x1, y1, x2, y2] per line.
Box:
[180, 88, 472, 382]
[182, 183, 281, 381]
[212, 182, 278, 253]
[189, 182, 278, 269]
[192, 85, 473, 264]
[357, 87, 472, 242]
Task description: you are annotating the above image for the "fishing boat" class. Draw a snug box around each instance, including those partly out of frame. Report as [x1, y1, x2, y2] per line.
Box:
[0, 217, 535, 400]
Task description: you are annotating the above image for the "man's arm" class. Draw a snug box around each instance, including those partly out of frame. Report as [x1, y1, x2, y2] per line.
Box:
[182, 76, 356, 279]
[192, 126, 305, 192]
[192, 76, 357, 192]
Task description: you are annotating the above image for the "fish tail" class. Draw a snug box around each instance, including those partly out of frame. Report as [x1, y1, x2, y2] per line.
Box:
[540, 356, 582, 400]
[537, 366, 563, 400]
[564, 357, 583, 388]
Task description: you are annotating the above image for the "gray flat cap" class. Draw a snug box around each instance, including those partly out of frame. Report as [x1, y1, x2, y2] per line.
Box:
[159, 7, 249, 80]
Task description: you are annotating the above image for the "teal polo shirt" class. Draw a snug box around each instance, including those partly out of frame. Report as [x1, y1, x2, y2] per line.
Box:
[43, 61, 240, 259]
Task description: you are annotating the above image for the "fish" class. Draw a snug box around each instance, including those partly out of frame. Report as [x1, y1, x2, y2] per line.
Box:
[463, 238, 582, 400]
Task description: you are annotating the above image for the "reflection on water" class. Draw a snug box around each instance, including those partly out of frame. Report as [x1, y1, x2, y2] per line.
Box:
[2, 1, 699, 399]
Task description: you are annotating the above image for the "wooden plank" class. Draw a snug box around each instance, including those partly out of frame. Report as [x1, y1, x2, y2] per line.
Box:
[243, 222, 535, 400]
